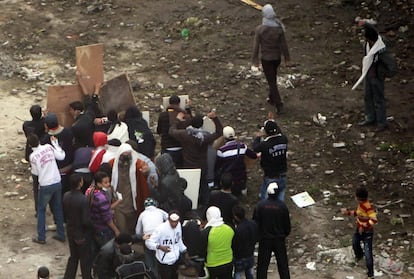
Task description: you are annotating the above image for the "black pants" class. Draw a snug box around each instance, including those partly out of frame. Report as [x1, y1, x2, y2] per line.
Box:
[158, 261, 178, 279]
[64, 236, 92, 279]
[207, 262, 233, 279]
[261, 59, 282, 107]
[257, 238, 290, 279]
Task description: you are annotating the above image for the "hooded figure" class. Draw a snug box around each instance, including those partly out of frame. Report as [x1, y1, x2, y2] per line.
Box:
[252, 3, 290, 114]
[201, 206, 234, 278]
[110, 143, 150, 234]
[124, 106, 156, 160]
[89, 132, 108, 173]
[154, 153, 191, 215]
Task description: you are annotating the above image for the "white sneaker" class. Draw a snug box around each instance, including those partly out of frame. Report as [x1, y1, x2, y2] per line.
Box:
[47, 224, 57, 231]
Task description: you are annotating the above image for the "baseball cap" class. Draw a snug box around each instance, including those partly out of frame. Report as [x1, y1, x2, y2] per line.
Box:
[223, 126, 235, 139]
[267, 182, 279, 195]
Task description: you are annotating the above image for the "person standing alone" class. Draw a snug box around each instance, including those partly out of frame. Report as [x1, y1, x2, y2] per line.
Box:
[253, 182, 291, 279]
[352, 22, 397, 132]
[252, 4, 291, 114]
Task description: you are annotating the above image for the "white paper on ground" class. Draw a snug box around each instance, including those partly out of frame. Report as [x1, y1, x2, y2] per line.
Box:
[291, 191, 315, 208]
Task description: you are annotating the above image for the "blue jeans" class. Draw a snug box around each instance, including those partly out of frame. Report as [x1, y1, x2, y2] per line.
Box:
[260, 176, 287, 201]
[234, 256, 254, 279]
[352, 230, 374, 277]
[37, 183, 65, 241]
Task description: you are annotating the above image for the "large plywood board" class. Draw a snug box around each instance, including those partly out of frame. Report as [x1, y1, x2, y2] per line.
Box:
[177, 169, 201, 209]
[99, 74, 136, 114]
[76, 43, 104, 95]
[47, 84, 83, 128]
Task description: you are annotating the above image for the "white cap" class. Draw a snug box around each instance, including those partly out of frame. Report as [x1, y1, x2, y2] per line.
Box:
[223, 126, 235, 139]
[267, 182, 279, 195]
[169, 213, 180, 222]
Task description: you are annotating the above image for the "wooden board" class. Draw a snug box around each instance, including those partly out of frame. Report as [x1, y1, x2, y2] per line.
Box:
[46, 84, 84, 128]
[99, 74, 136, 114]
[76, 43, 104, 95]
[241, 0, 262, 10]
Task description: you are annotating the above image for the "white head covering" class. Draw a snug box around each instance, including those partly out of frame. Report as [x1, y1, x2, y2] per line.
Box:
[205, 206, 224, 228]
[111, 143, 139, 210]
[262, 4, 285, 32]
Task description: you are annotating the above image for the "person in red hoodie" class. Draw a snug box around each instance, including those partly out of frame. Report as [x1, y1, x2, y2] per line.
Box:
[89, 132, 108, 174]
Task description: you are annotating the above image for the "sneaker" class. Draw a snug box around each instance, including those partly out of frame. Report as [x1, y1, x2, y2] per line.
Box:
[52, 235, 66, 243]
[47, 224, 57, 231]
[32, 236, 46, 244]
[358, 120, 375, 126]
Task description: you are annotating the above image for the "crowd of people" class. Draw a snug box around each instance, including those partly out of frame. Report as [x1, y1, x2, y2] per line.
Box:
[23, 2, 396, 279]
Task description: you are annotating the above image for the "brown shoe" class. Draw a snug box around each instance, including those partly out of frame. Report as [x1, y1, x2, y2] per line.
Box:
[32, 236, 46, 244]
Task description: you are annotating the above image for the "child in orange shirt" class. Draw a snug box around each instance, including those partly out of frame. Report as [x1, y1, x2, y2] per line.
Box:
[341, 187, 377, 279]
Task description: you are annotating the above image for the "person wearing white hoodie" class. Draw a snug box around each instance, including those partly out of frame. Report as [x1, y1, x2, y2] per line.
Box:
[146, 210, 189, 279]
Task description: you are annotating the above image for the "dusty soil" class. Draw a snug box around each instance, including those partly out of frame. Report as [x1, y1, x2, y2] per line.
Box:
[0, 0, 413, 278]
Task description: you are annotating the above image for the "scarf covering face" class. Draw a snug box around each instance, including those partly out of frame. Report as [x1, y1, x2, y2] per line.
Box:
[352, 35, 386, 90]
[205, 206, 224, 228]
[111, 143, 139, 210]
[262, 4, 285, 31]
[186, 126, 206, 143]
[155, 153, 177, 178]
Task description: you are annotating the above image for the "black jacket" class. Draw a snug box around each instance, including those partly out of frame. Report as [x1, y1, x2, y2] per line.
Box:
[253, 197, 290, 239]
[157, 105, 192, 150]
[252, 133, 288, 177]
[63, 189, 92, 241]
[232, 219, 258, 259]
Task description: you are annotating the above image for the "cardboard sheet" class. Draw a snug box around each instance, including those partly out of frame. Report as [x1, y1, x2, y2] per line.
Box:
[76, 43, 104, 95]
[46, 84, 84, 128]
[99, 74, 136, 114]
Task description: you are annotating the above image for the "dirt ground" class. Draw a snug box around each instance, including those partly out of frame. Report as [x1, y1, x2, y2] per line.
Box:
[0, 0, 413, 278]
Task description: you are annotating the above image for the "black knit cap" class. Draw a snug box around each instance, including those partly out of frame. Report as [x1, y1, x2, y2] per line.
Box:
[44, 113, 58, 129]
[364, 24, 378, 42]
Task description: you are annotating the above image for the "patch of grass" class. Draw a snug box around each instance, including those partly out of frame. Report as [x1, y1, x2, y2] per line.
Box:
[377, 141, 414, 158]
[307, 185, 320, 196]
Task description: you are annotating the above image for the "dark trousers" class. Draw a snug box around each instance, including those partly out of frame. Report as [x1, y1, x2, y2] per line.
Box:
[257, 238, 290, 279]
[261, 59, 282, 106]
[158, 261, 178, 279]
[353, 230, 374, 277]
[64, 237, 92, 279]
[364, 77, 386, 127]
[207, 262, 233, 279]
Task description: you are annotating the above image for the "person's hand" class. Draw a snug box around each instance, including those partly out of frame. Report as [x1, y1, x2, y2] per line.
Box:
[207, 109, 216, 119]
[114, 229, 120, 237]
[94, 82, 104, 95]
[140, 164, 150, 175]
[143, 233, 151, 240]
[340, 208, 348, 215]
[176, 112, 185, 121]
[159, 245, 171, 253]
[255, 131, 265, 138]
[50, 136, 58, 145]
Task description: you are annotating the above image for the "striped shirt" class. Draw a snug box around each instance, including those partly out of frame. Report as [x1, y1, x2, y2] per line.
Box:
[347, 200, 378, 231]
